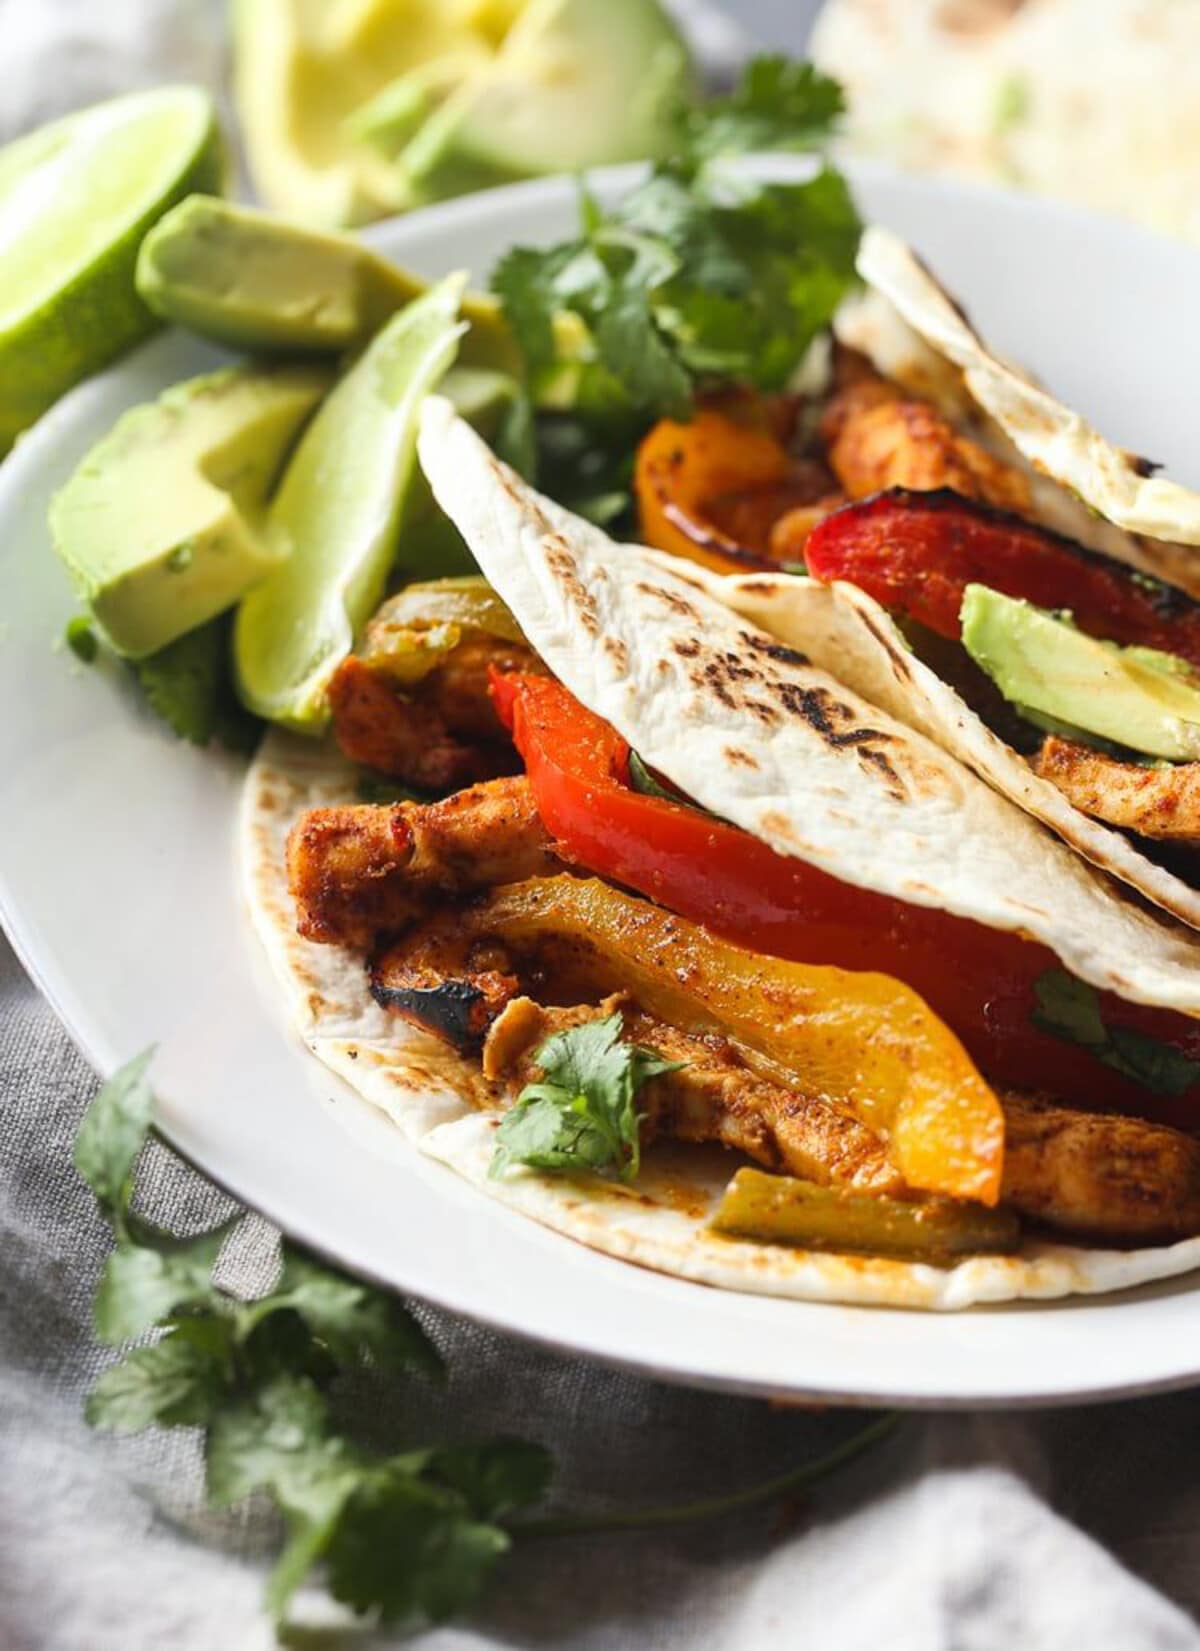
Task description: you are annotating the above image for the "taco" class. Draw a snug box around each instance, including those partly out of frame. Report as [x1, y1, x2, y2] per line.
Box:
[241, 380, 1200, 1311]
[636, 226, 1200, 927]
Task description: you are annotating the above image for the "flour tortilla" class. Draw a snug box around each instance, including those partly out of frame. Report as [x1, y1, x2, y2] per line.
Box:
[416, 396, 1200, 1014]
[804, 224, 1200, 926]
[667, 563, 1200, 936]
[241, 269, 1200, 1311]
[241, 730, 1200, 1308]
[839, 227, 1200, 594]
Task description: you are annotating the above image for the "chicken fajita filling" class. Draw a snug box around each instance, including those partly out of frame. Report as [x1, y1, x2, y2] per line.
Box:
[288, 570, 1200, 1261]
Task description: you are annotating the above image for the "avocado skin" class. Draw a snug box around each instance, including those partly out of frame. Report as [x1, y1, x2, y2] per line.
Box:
[961, 583, 1200, 762]
[50, 363, 332, 658]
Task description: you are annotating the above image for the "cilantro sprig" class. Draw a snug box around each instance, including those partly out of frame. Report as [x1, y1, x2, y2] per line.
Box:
[490, 1012, 682, 1182]
[1032, 971, 1200, 1097]
[78, 1050, 549, 1630]
[492, 55, 861, 427]
[78, 1051, 898, 1636]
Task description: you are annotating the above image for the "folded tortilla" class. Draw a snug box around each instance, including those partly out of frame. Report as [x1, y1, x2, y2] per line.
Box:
[715, 226, 1200, 936]
[845, 227, 1200, 584]
[241, 730, 1200, 1308]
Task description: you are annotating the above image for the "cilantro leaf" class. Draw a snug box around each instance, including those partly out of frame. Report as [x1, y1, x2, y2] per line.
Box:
[247, 1241, 443, 1378]
[490, 1013, 682, 1182]
[73, 1048, 155, 1223]
[94, 1219, 237, 1344]
[532, 412, 637, 528]
[674, 56, 846, 170]
[491, 243, 574, 379]
[417, 1438, 555, 1522]
[131, 616, 261, 753]
[1033, 970, 1200, 1098]
[207, 1373, 367, 1620]
[206, 1374, 359, 1509]
[326, 1470, 509, 1625]
[86, 1329, 230, 1433]
[592, 278, 692, 421]
[489, 55, 860, 426]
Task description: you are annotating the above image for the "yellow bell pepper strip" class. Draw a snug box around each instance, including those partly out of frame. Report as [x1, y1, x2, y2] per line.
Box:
[458, 874, 1006, 1206]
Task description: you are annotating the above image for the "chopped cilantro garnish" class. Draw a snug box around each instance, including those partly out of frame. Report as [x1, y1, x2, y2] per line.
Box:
[64, 615, 98, 663]
[78, 1048, 897, 1629]
[490, 1012, 682, 1182]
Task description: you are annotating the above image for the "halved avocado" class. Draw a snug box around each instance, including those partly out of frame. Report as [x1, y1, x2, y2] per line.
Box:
[398, 0, 696, 197]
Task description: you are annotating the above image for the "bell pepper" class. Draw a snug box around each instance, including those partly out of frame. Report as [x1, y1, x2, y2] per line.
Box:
[806, 488, 1200, 668]
[711, 1168, 1020, 1262]
[634, 403, 841, 574]
[491, 669, 1200, 1130]
[359, 575, 526, 686]
[462, 873, 1005, 1205]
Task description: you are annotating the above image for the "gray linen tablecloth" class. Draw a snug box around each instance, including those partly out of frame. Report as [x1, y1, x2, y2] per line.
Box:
[3, 4, 1200, 1647]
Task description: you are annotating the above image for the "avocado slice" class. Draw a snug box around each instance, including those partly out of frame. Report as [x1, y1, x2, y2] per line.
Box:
[399, 0, 695, 196]
[231, 0, 497, 226]
[50, 363, 331, 658]
[136, 194, 521, 372]
[345, 48, 491, 156]
[960, 584, 1200, 761]
[137, 196, 424, 355]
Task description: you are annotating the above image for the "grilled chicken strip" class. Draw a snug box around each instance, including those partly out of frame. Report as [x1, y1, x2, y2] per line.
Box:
[1035, 735, 1200, 842]
[329, 629, 538, 794]
[819, 366, 1032, 515]
[287, 776, 558, 948]
[1001, 1092, 1200, 1245]
[482, 994, 902, 1193]
[372, 941, 1200, 1243]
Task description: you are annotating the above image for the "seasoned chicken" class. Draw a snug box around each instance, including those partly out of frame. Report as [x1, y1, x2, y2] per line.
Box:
[485, 1000, 1200, 1242]
[372, 930, 1200, 1243]
[482, 994, 902, 1193]
[1036, 735, 1200, 842]
[1001, 1092, 1200, 1245]
[819, 368, 1032, 514]
[329, 629, 538, 794]
[287, 776, 558, 948]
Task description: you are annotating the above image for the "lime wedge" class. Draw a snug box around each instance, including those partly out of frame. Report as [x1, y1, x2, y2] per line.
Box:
[234, 276, 466, 730]
[0, 87, 223, 455]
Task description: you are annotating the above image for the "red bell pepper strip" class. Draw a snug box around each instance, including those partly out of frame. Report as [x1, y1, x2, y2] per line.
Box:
[492, 668, 1200, 1128]
[805, 488, 1200, 667]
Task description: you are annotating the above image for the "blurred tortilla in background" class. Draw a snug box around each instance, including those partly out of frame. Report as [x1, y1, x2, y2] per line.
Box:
[812, 0, 1200, 242]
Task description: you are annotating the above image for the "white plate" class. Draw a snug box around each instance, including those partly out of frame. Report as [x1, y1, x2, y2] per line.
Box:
[4, 162, 1200, 1409]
